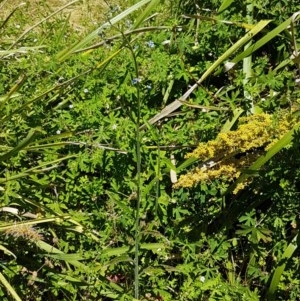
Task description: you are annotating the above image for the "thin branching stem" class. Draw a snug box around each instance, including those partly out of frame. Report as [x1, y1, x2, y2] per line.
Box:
[243, 3, 254, 113]
[124, 37, 142, 300]
[133, 50, 142, 300]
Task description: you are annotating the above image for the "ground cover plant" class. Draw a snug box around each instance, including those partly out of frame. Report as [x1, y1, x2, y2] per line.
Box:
[0, 0, 300, 300]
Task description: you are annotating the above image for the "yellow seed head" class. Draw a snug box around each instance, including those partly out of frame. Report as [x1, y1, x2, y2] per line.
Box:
[175, 112, 297, 192]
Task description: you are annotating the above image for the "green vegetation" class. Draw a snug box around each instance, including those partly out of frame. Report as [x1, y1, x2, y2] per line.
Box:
[0, 0, 300, 300]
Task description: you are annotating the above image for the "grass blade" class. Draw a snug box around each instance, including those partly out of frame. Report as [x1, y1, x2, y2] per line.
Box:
[218, 0, 235, 14]
[0, 216, 71, 231]
[11, 0, 80, 47]
[0, 2, 25, 30]
[145, 20, 270, 126]
[57, 0, 153, 61]
[0, 128, 41, 162]
[102, 243, 166, 257]
[0, 155, 76, 183]
[220, 108, 244, 133]
[0, 46, 45, 58]
[0, 272, 22, 301]
[176, 157, 199, 172]
[75, 26, 170, 53]
[35, 240, 86, 269]
[132, 0, 160, 29]
[266, 232, 299, 300]
[47, 253, 84, 262]
[190, 20, 270, 86]
[228, 121, 300, 193]
[0, 245, 16, 259]
[230, 18, 291, 67]
[0, 75, 26, 112]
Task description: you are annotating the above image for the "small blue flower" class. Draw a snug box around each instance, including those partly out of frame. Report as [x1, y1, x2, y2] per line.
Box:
[132, 78, 141, 85]
[125, 20, 132, 28]
[146, 41, 155, 48]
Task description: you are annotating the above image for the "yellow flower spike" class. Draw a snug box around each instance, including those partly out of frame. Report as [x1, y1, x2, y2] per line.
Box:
[175, 111, 299, 191]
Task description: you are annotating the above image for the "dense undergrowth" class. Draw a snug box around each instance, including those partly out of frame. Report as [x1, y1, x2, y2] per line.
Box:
[0, 0, 300, 300]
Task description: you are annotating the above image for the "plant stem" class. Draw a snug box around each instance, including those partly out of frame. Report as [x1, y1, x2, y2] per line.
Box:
[155, 145, 161, 216]
[129, 45, 142, 300]
[243, 3, 254, 113]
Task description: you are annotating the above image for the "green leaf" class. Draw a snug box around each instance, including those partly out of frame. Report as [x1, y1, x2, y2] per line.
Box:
[161, 157, 177, 172]
[256, 227, 272, 243]
[230, 18, 291, 67]
[0, 128, 41, 162]
[102, 243, 166, 257]
[0, 245, 16, 259]
[146, 20, 270, 126]
[35, 241, 86, 269]
[201, 20, 270, 80]
[132, 0, 160, 29]
[0, 216, 71, 231]
[228, 121, 300, 193]
[220, 108, 244, 133]
[179, 100, 229, 111]
[47, 253, 84, 262]
[236, 227, 253, 236]
[0, 155, 77, 183]
[0, 46, 45, 57]
[102, 246, 133, 257]
[266, 232, 299, 300]
[0, 75, 26, 112]
[176, 157, 198, 172]
[218, 0, 235, 14]
[0, 272, 22, 301]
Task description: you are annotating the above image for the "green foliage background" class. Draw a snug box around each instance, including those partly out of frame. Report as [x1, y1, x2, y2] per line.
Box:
[0, 0, 300, 300]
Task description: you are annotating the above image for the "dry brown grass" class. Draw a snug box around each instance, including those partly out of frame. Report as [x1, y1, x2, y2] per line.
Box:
[0, 0, 120, 32]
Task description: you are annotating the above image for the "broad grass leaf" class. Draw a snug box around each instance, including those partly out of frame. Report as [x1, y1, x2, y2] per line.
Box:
[102, 243, 166, 257]
[0, 129, 41, 162]
[0, 155, 77, 183]
[47, 253, 84, 262]
[218, 0, 235, 14]
[35, 240, 86, 269]
[146, 20, 270, 126]
[0, 272, 22, 301]
[183, 14, 255, 30]
[220, 108, 244, 133]
[228, 121, 300, 193]
[176, 157, 198, 172]
[0, 244, 16, 259]
[132, 0, 160, 30]
[0, 46, 45, 58]
[230, 17, 292, 67]
[266, 232, 299, 300]
[0, 216, 71, 231]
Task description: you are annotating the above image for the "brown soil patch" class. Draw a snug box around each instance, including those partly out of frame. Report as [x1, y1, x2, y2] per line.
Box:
[0, 0, 120, 32]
